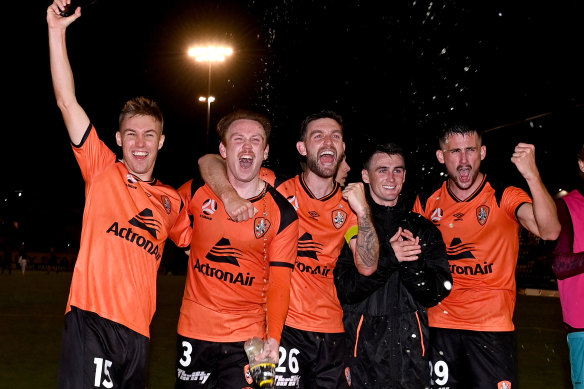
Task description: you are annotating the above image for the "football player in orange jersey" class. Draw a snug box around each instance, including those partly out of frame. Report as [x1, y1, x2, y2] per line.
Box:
[174, 110, 299, 388]
[198, 110, 379, 388]
[48, 2, 190, 388]
[413, 124, 560, 389]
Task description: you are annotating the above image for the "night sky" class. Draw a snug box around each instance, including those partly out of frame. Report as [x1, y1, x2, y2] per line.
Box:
[3, 0, 584, 250]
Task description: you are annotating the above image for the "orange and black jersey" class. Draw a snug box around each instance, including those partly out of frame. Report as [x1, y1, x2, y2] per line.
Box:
[275, 174, 359, 333]
[66, 124, 191, 338]
[177, 177, 298, 343]
[413, 175, 531, 331]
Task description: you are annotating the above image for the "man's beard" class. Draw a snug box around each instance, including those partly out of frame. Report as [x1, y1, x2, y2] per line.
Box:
[306, 154, 337, 179]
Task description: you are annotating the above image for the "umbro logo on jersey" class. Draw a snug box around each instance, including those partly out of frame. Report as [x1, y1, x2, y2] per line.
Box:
[308, 211, 320, 219]
[447, 237, 475, 260]
[206, 238, 243, 266]
[332, 209, 347, 229]
[202, 199, 218, 215]
[476, 205, 490, 226]
[129, 209, 162, 238]
[298, 232, 323, 261]
[453, 212, 464, 221]
[254, 217, 271, 239]
[431, 208, 443, 222]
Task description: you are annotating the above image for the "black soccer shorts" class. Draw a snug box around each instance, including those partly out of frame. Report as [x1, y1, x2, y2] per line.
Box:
[175, 335, 259, 388]
[275, 325, 349, 389]
[58, 306, 150, 389]
[429, 327, 517, 389]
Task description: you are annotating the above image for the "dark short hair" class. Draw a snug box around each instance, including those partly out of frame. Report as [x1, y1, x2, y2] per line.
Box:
[438, 123, 482, 149]
[299, 110, 343, 141]
[119, 96, 164, 129]
[579, 144, 584, 162]
[216, 109, 272, 143]
[363, 142, 405, 170]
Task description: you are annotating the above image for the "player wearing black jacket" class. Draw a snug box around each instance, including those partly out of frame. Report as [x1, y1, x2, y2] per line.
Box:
[334, 143, 452, 388]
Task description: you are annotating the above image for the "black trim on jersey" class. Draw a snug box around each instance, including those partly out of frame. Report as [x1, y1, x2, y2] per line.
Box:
[514, 201, 530, 222]
[266, 185, 298, 234]
[299, 173, 340, 201]
[71, 123, 94, 148]
[447, 174, 488, 203]
[249, 182, 269, 203]
[270, 261, 295, 269]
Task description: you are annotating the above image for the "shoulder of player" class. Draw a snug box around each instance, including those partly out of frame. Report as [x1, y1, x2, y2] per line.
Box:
[264, 184, 298, 231]
[484, 175, 525, 207]
[414, 179, 445, 211]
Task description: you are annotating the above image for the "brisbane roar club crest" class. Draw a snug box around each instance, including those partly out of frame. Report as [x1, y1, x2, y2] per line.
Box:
[254, 217, 271, 239]
[202, 199, 218, 215]
[476, 205, 490, 226]
[332, 209, 347, 229]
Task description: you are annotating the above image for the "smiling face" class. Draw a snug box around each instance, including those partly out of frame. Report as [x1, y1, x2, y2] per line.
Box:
[362, 152, 406, 207]
[436, 131, 486, 197]
[115, 114, 165, 181]
[297, 118, 345, 179]
[219, 119, 269, 185]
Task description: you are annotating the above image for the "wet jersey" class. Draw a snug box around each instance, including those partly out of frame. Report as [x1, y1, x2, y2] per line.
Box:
[66, 124, 191, 338]
[177, 178, 298, 343]
[413, 175, 531, 331]
[277, 174, 359, 333]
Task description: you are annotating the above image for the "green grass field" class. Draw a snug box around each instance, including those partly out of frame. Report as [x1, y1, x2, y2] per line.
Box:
[0, 271, 572, 388]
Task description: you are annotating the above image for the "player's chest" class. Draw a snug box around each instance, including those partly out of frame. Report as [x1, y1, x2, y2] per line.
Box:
[428, 195, 504, 239]
[190, 195, 275, 245]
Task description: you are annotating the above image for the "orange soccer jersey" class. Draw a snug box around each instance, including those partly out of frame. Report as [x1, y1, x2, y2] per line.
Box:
[276, 174, 358, 333]
[67, 125, 190, 338]
[177, 179, 298, 343]
[413, 175, 531, 331]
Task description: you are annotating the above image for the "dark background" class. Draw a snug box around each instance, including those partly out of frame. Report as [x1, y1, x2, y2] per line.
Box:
[2, 0, 584, 253]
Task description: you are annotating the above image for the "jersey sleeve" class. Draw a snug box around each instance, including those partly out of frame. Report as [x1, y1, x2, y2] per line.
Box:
[169, 179, 195, 248]
[71, 124, 117, 184]
[266, 265, 293, 342]
[168, 199, 192, 248]
[265, 207, 298, 341]
[501, 186, 532, 220]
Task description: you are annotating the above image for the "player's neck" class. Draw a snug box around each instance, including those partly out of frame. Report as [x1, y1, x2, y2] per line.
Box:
[448, 172, 484, 201]
[303, 171, 335, 199]
[231, 176, 266, 199]
[123, 161, 153, 182]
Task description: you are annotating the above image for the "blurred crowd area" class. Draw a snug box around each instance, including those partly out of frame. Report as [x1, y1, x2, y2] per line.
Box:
[0, 215, 560, 291]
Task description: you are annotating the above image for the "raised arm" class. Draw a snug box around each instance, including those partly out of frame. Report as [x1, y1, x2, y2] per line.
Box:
[198, 154, 257, 222]
[512, 143, 561, 240]
[47, 0, 90, 145]
[342, 183, 379, 276]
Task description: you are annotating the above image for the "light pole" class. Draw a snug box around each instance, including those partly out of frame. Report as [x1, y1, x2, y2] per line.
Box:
[198, 96, 215, 150]
[188, 45, 233, 150]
